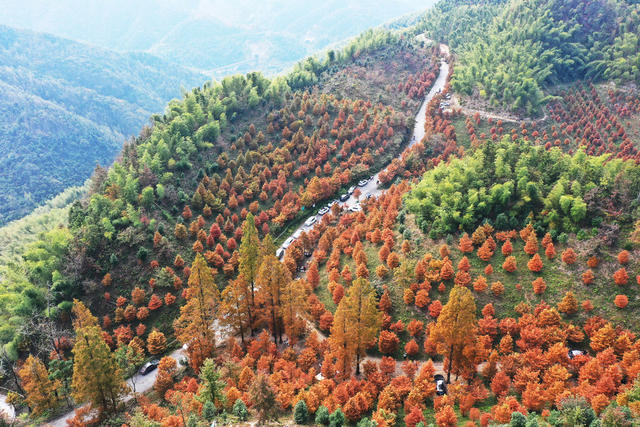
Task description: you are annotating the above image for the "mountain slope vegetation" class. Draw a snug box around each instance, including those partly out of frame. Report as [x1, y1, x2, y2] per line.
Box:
[428, 0, 640, 114]
[7, 0, 640, 426]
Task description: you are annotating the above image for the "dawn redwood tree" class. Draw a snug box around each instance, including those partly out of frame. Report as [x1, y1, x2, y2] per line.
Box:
[71, 301, 127, 414]
[615, 294, 629, 308]
[582, 269, 595, 285]
[558, 291, 578, 314]
[501, 239, 513, 256]
[330, 277, 381, 375]
[280, 278, 309, 342]
[561, 248, 577, 265]
[502, 256, 517, 272]
[306, 261, 320, 289]
[146, 330, 167, 355]
[435, 405, 458, 427]
[532, 277, 546, 294]
[524, 234, 538, 255]
[459, 233, 474, 253]
[154, 356, 177, 397]
[219, 276, 251, 345]
[614, 268, 629, 285]
[257, 254, 291, 343]
[430, 286, 478, 383]
[527, 254, 543, 272]
[477, 240, 494, 261]
[618, 250, 630, 265]
[19, 355, 60, 416]
[173, 253, 220, 371]
[238, 214, 262, 329]
[378, 330, 400, 354]
[440, 258, 454, 280]
[490, 371, 511, 397]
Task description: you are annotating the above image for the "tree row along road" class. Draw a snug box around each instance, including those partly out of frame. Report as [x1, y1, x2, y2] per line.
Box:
[28, 42, 452, 427]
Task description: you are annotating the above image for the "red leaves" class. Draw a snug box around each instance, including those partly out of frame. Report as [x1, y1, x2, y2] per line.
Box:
[613, 268, 629, 285]
[378, 331, 399, 355]
[614, 294, 629, 308]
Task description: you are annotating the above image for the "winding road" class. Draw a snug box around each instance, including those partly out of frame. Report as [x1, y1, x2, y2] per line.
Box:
[277, 57, 450, 255]
[3, 42, 451, 427]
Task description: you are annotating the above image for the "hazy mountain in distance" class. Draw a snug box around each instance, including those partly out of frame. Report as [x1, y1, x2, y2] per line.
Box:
[0, 25, 207, 225]
[0, 0, 435, 75]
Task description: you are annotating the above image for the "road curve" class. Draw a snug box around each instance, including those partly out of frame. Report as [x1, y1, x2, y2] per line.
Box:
[278, 57, 450, 254]
[45, 346, 187, 427]
[0, 393, 14, 422]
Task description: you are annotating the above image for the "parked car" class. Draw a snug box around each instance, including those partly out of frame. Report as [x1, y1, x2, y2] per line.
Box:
[358, 178, 369, 187]
[329, 199, 339, 206]
[283, 237, 295, 249]
[568, 349, 586, 359]
[139, 360, 160, 375]
[304, 250, 312, 257]
[276, 248, 284, 259]
[339, 193, 350, 202]
[304, 216, 317, 227]
[434, 374, 447, 395]
[348, 185, 356, 194]
[318, 206, 330, 215]
[293, 229, 302, 239]
[348, 204, 362, 212]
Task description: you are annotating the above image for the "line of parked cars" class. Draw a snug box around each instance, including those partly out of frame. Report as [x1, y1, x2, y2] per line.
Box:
[276, 177, 375, 259]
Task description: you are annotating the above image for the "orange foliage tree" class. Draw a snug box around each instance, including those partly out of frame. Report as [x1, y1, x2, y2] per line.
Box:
[614, 268, 629, 285]
[173, 253, 219, 372]
[459, 233, 474, 253]
[582, 269, 595, 285]
[501, 239, 513, 256]
[524, 234, 538, 255]
[557, 292, 578, 314]
[154, 356, 177, 397]
[502, 256, 517, 273]
[430, 286, 478, 383]
[615, 294, 629, 308]
[561, 248, 577, 265]
[618, 250, 630, 265]
[527, 254, 543, 272]
[532, 277, 546, 295]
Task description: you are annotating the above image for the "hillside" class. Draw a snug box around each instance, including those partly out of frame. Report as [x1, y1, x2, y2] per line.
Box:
[6, 0, 640, 426]
[419, 0, 640, 115]
[0, 25, 207, 225]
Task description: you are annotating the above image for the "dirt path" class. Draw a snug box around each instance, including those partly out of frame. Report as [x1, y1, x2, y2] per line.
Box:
[450, 93, 548, 124]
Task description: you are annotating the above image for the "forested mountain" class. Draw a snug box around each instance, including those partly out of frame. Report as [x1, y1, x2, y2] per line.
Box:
[418, 0, 640, 114]
[0, 0, 434, 74]
[6, 0, 640, 426]
[0, 25, 207, 225]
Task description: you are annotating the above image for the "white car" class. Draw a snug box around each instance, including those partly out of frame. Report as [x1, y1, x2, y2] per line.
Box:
[348, 204, 362, 213]
[276, 248, 284, 259]
[304, 216, 317, 227]
[318, 206, 330, 215]
[293, 229, 303, 239]
[348, 185, 356, 194]
[283, 237, 295, 249]
[358, 179, 368, 187]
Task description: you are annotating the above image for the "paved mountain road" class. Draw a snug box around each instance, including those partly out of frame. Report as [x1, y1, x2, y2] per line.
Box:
[277, 57, 450, 256]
